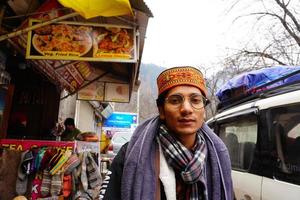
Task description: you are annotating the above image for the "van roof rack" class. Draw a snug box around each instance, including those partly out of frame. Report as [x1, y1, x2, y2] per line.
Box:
[216, 69, 300, 112]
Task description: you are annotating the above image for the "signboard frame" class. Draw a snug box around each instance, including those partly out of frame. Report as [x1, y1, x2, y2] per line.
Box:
[26, 20, 137, 63]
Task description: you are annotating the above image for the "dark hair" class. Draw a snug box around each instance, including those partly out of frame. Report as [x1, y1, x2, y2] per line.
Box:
[156, 90, 169, 107]
[64, 118, 75, 126]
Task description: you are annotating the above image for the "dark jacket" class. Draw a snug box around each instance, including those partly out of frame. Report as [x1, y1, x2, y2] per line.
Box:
[100, 143, 168, 200]
[100, 143, 127, 200]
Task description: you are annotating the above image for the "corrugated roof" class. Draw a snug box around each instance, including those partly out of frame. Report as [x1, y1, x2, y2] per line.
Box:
[130, 0, 153, 17]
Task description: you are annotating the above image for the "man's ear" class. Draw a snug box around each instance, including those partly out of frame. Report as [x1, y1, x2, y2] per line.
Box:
[158, 106, 165, 120]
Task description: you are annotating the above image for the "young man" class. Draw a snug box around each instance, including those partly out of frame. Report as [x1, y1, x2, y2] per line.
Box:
[61, 118, 81, 141]
[100, 66, 234, 200]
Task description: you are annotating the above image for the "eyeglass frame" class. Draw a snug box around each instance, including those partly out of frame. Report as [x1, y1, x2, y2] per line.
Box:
[163, 93, 209, 110]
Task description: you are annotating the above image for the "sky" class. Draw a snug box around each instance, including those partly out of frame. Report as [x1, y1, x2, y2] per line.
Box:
[141, 0, 250, 70]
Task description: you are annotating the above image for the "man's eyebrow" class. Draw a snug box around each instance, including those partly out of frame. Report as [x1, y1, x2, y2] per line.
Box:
[167, 93, 202, 97]
[172, 93, 202, 95]
[190, 93, 202, 95]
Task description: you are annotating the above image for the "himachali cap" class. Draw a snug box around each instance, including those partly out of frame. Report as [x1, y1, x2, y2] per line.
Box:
[157, 66, 208, 97]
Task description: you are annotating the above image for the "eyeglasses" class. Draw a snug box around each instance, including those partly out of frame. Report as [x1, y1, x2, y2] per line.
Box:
[164, 93, 208, 110]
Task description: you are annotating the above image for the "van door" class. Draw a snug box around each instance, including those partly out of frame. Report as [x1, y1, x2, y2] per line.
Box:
[217, 114, 262, 200]
[262, 105, 300, 200]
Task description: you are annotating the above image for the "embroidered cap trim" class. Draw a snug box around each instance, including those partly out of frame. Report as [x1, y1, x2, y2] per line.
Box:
[157, 66, 207, 97]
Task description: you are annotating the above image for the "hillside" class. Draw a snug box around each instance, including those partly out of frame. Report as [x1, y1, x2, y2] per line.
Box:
[114, 63, 166, 122]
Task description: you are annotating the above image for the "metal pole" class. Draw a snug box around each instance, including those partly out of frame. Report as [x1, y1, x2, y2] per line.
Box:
[136, 87, 140, 124]
[0, 12, 79, 42]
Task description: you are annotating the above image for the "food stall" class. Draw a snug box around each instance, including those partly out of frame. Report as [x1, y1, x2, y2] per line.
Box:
[0, 0, 152, 199]
[0, 0, 152, 138]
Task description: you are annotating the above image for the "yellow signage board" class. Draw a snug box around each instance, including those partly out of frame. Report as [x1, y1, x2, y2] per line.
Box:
[26, 19, 137, 63]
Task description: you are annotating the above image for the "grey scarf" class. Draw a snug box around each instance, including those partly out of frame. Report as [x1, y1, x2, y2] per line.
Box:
[121, 116, 234, 200]
[158, 124, 207, 199]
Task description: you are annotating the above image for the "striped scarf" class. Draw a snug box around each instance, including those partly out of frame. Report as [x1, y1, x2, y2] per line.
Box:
[157, 124, 207, 200]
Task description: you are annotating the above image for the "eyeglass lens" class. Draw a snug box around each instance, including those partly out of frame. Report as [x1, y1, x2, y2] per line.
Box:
[165, 94, 206, 109]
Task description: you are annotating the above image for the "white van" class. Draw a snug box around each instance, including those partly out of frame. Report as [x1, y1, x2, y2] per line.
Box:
[207, 81, 300, 200]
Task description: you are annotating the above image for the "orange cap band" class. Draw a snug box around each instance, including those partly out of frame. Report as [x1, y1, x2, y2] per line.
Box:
[157, 66, 207, 97]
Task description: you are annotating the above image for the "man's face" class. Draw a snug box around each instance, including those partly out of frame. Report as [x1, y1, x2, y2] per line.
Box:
[66, 124, 74, 131]
[158, 85, 206, 136]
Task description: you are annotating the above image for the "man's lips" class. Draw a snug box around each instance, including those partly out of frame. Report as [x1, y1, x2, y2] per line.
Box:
[178, 119, 195, 124]
[178, 118, 195, 122]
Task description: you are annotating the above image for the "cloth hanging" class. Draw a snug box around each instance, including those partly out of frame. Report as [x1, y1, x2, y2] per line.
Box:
[0, 149, 22, 200]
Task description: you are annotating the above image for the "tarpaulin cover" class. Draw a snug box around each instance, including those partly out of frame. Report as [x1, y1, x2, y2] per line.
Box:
[216, 66, 300, 102]
[58, 0, 133, 19]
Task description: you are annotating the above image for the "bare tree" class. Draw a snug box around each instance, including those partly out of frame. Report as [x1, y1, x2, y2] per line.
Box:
[224, 0, 300, 68]
[205, 61, 252, 117]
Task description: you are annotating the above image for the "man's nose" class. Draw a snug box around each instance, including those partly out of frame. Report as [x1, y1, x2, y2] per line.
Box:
[180, 99, 193, 113]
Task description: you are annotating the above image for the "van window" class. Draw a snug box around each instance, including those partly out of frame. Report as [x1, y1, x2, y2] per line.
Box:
[270, 105, 300, 185]
[219, 115, 257, 171]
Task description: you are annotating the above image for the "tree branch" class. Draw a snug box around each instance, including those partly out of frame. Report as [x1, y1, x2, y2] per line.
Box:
[248, 11, 300, 47]
[242, 50, 287, 65]
[274, 0, 300, 32]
